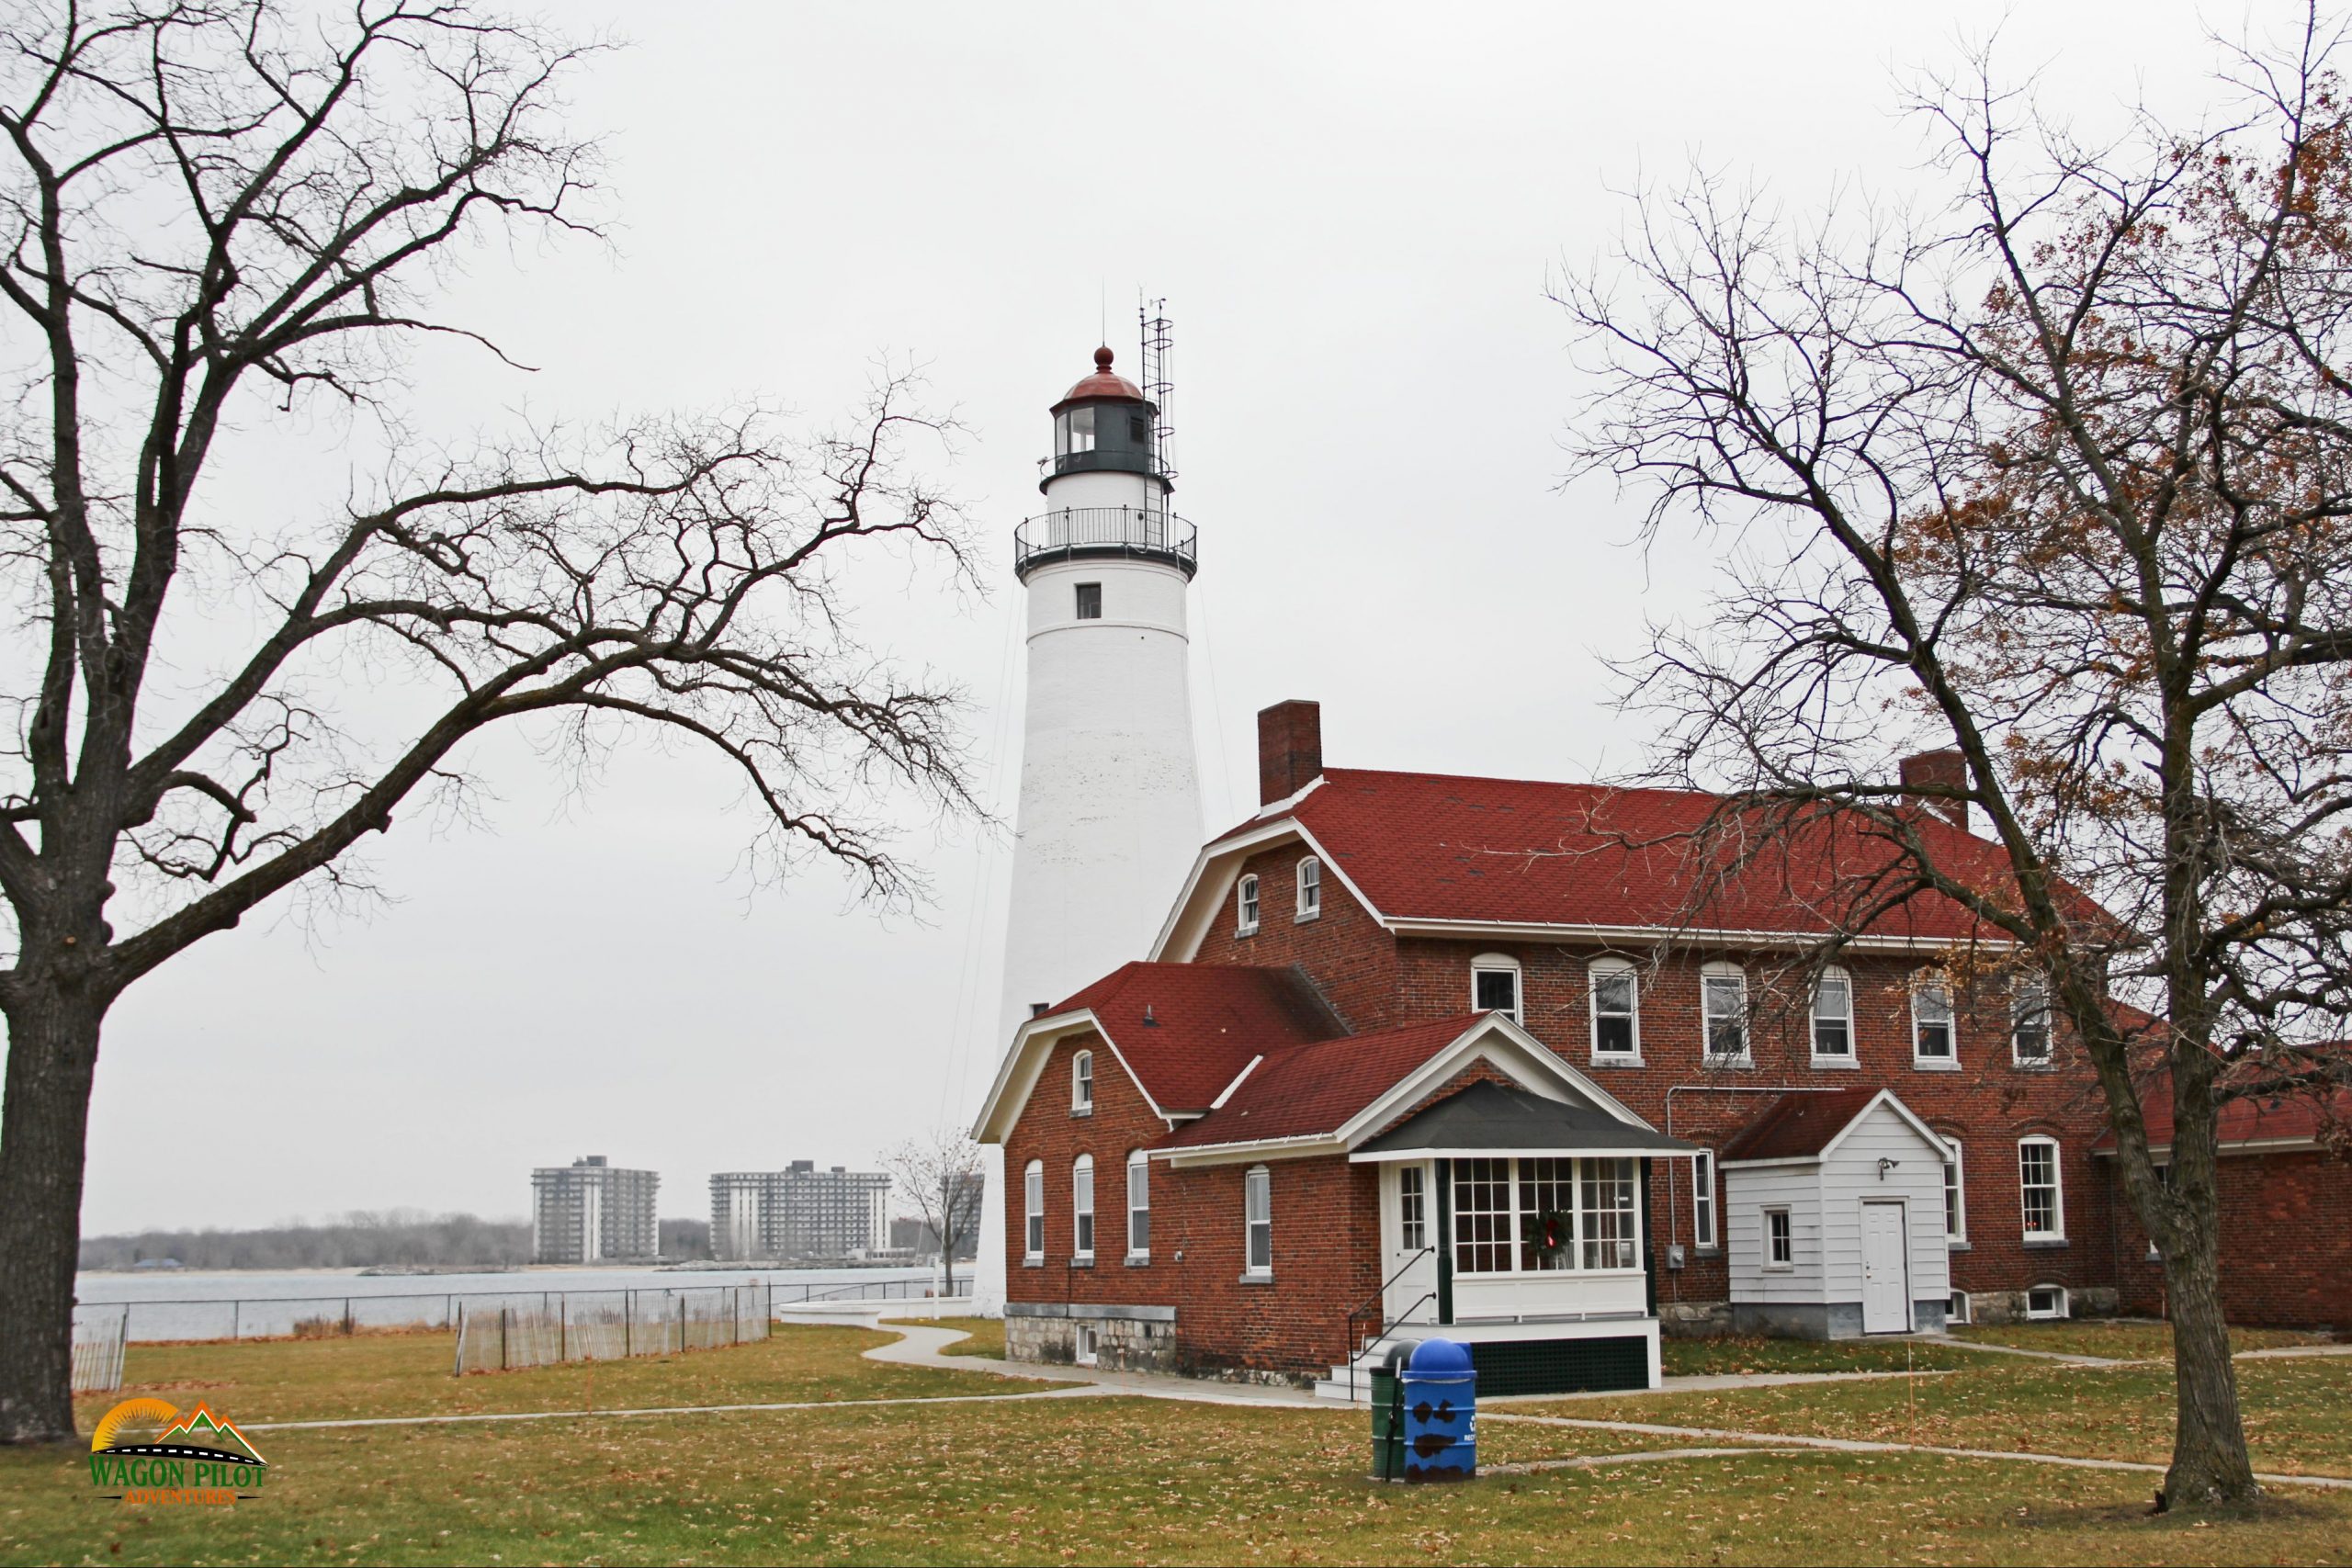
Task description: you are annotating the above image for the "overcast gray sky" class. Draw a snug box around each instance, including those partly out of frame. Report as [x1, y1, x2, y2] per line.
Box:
[74, 0, 2243, 1233]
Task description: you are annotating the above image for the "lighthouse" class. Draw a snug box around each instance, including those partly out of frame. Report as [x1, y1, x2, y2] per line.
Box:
[972, 339, 1205, 1312]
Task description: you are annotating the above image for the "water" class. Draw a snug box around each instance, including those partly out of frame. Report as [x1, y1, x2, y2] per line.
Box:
[74, 1264, 938, 1342]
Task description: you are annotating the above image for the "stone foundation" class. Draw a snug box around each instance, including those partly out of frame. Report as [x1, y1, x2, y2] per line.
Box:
[1004, 1302, 1179, 1373]
[1659, 1300, 1734, 1337]
[1963, 1285, 2117, 1326]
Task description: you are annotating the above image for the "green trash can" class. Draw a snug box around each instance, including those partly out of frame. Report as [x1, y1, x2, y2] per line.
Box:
[1368, 1340, 1420, 1482]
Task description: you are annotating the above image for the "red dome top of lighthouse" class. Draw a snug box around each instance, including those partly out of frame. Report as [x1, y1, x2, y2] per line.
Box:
[1055, 345, 1146, 408]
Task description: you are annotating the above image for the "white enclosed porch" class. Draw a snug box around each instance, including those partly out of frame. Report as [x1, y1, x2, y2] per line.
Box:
[1316, 1080, 1695, 1402]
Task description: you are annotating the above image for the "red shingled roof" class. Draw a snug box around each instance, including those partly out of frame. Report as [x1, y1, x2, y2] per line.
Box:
[1719, 1088, 1884, 1161]
[2091, 1085, 2343, 1152]
[1156, 1013, 1486, 1150]
[1047, 961, 1344, 1114]
[1221, 768, 2084, 942]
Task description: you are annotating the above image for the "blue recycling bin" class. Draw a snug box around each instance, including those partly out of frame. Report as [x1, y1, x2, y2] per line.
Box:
[1398, 1337, 1476, 1483]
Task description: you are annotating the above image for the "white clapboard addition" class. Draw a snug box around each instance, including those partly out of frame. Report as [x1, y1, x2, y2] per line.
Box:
[972, 339, 1205, 1314]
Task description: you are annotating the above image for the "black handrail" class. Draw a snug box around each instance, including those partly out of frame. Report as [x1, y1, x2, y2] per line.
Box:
[1342, 1247, 1434, 1402]
[1012, 506, 1197, 580]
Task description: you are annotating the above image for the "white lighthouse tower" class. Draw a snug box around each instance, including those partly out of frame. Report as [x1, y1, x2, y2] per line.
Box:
[972, 338, 1204, 1312]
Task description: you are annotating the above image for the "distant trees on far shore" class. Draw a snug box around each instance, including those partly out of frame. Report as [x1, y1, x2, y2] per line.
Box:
[83, 1211, 534, 1271]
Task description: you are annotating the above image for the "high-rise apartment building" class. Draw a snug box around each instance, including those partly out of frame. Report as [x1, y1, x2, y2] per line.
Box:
[708, 1161, 892, 1260]
[530, 1155, 660, 1263]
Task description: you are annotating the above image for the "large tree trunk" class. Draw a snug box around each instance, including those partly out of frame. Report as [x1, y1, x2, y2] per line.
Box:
[0, 987, 105, 1444]
[2159, 1217, 2257, 1506]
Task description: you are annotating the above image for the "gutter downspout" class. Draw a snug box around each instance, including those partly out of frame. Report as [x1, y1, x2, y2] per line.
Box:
[1434, 1161, 1454, 1325]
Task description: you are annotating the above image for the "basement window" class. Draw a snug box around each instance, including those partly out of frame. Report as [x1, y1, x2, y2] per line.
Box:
[2025, 1284, 2068, 1320]
[1073, 1323, 1099, 1366]
[1948, 1290, 1972, 1325]
[1074, 582, 1102, 620]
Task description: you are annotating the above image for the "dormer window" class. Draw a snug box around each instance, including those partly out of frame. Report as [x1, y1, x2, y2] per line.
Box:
[1295, 856, 1321, 921]
[1236, 874, 1261, 935]
[1071, 1049, 1094, 1114]
[1471, 954, 1521, 1023]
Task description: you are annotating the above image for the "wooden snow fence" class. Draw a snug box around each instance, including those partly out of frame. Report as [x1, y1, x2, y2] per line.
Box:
[452, 1282, 772, 1375]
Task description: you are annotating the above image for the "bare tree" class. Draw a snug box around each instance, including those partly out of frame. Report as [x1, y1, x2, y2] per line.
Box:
[882, 1128, 983, 1299]
[1560, 11, 2352, 1511]
[0, 2, 981, 1443]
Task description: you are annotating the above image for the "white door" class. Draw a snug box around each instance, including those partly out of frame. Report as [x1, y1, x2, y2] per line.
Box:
[1380, 1163, 1441, 1325]
[1860, 1201, 1909, 1334]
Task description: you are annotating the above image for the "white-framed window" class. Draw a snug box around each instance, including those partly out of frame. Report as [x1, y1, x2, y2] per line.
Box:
[1398, 1163, 1427, 1251]
[1125, 1150, 1150, 1258]
[1295, 856, 1321, 921]
[2018, 1136, 2064, 1240]
[1764, 1206, 1793, 1269]
[1948, 1289, 1972, 1325]
[1236, 874, 1261, 936]
[1057, 403, 1096, 456]
[1244, 1166, 1273, 1276]
[1446, 1156, 1645, 1276]
[1911, 976, 1957, 1067]
[1941, 1135, 1968, 1243]
[1589, 958, 1640, 1060]
[1702, 963, 1750, 1065]
[2012, 976, 2053, 1066]
[1811, 965, 1855, 1064]
[1472, 953, 1522, 1023]
[1023, 1160, 1045, 1262]
[1691, 1149, 1717, 1249]
[1074, 581, 1102, 620]
[1072, 1322, 1100, 1365]
[1071, 1155, 1095, 1260]
[1071, 1049, 1094, 1114]
[2025, 1283, 2069, 1320]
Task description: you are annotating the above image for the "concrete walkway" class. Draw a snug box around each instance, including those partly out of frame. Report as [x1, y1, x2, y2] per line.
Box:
[863, 1321, 1329, 1408]
[1905, 1334, 2122, 1367]
[1480, 1409, 2352, 1493]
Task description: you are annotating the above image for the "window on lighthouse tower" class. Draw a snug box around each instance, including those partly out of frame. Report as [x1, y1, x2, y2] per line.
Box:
[1075, 582, 1102, 620]
[1057, 406, 1096, 456]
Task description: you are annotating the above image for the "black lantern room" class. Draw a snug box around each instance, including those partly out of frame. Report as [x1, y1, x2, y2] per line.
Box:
[1046, 347, 1167, 491]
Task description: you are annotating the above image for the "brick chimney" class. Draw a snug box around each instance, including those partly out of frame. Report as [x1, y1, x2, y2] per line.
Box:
[1257, 699, 1323, 807]
[1899, 749, 1969, 830]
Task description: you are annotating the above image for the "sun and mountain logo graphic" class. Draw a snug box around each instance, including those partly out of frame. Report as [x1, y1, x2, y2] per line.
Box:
[88, 1398, 267, 1505]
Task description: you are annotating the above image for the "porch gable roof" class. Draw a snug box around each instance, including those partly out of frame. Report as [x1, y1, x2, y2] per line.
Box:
[1351, 1080, 1697, 1161]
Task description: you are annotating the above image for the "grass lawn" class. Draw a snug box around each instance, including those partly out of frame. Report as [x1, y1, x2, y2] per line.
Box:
[8, 1390, 2351, 1565]
[69, 1324, 1040, 1428]
[1661, 1335, 1999, 1378]
[1951, 1320, 2335, 1361]
[883, 1317, 1004, 1359]
[9, 1324, 2350, 1564]
[1513, 1354, 2352, 1478]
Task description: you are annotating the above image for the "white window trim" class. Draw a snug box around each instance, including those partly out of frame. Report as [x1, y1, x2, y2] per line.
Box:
[2011, 976, 2054, 1068]
[1691, 1148, 1718, 1251]
[1071, 1049, 1094, 1115]
[1911, 977, 1960, 1071]
[1941, 1135, 1968, 1245]
[2018, 1135, 2065, 1241]
[1948, 1289, 1972, 1325]
[1588, 957, 1643, 1065]
[1023, 1159, 1045, 1264]
[1702, 962, 1753, 1067]
[1125, 1149, 1150, 1260]
[1072, 1322, 1100, 1366]
[1398, 1163, 1428, 1252]
[1295, 857, 1322, 922]
[1448, 1156, 1645, 1280]
[1243, 1165, 1273, 1278]
[1809, 964, 1858, 1068]
[2024, 1283, 2069, 1320]
[1235, 874, 1260, 937]
[1470, 953, 1523, 1024]
[1763, 1205, 1794, 1269]
[1071, 1154, 1095, 1262]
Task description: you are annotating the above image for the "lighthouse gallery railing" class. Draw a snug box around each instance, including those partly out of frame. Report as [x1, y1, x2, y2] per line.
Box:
[1012, 506, 1197, 579]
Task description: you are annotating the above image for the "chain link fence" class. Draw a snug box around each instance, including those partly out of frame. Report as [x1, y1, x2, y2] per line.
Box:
[452, 1283, 771, 1374]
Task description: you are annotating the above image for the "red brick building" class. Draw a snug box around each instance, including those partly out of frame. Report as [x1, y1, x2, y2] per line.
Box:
[975, 700, 2203, 1396]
